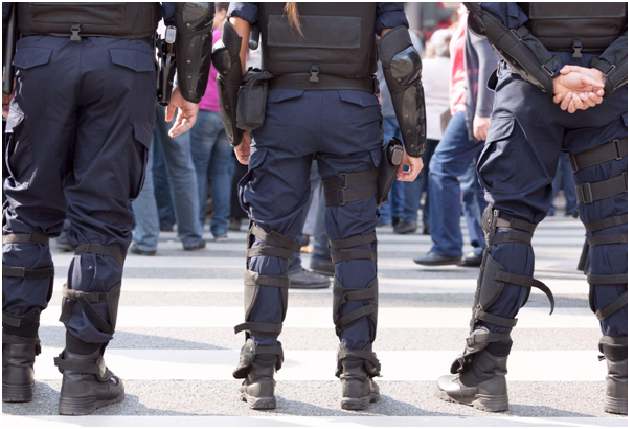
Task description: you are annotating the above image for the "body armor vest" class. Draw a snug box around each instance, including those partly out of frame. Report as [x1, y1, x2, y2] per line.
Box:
[17, 2, 160, 39]
[520, 3, 627, 54]
[258, 3, 378, 91]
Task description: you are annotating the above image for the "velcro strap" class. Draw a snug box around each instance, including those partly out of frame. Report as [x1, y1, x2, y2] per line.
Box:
[575, 172, 628, 204]
[62, 284, 120, 303]
[588, 272, 628, 285]
[495, 271, 554, 315]
[588, 234, 628, 247]
[3, 232, 49, 246]
[331, 249, 377, 264]
[54, 355, 101, 375]
[322, 168, 380, 191]
[247, 245, 294, 260]
[2, 265, 54, 279]
[249, 225, 300, 252]
[475, 309, 518, 328]
[234, 322, 282, 335]
[466, 332, 511, 346]
[254, 344, 284, 359]
[60, 284, 117, 335]
[336, 304, 377, 331]
[599, 335, 628, 346]
[595, 290, 628, 321]
[244, 270, 290, 288]
[490, 230, 532, 246]
[338, 348, 381, 369]
[2, 334, 41, 346]
[334, 287, 378, 306]
[584, 213, 628, 233]
[324, 181, 379, 206]
[494, 217, 537, 234]
[74, 244, 125, 267]
[569, 138, 628, 173]
[329, 232, 377, 250]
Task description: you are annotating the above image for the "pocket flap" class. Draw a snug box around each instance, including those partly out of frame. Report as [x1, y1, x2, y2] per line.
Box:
[485, 116, 515, 143]
[110, 49, 155, 72]
[338, 90, 380, 107]
[267, 89, 305, 103]
[248, 147, 267, 170]
[133, 120, 154, 149]
[13, 47, 52, 70]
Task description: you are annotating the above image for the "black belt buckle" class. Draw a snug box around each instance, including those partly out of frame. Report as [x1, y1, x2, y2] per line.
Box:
[580, 183, 594, 204]
[310, 65, 319, 83]
[568, 154, 579, 173]
[572, 39, 582, 58]
[70, 24, 81, 41]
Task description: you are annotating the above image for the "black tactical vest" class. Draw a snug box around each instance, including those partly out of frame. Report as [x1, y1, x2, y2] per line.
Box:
[259, 3, 378, 91]
[18, 2, 160, 39]
[520, 3, 627, 54]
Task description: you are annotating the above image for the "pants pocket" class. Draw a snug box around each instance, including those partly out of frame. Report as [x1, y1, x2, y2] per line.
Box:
[477, 115, 518, 194]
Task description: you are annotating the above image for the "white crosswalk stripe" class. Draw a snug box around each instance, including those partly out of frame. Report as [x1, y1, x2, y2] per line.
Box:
[4, 217, 627, 426]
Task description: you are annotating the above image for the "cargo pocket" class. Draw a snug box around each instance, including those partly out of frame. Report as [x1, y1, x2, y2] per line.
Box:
[338, 90, 381, 126]
[109, 120, 153, 204]
[477, 115, 518, 194]
[13, 47, 52, 72]
[238, 147, 268, 214]
[110, 49, 155, 73]
[4, 109, 33, 189]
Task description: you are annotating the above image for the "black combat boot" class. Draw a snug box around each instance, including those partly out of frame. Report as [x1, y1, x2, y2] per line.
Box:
[2, 335, 40, 403]
[233, 339, 283, 410]
[337, 345, 381, 411]
[601, 342, 628, 415]
[54, 349, 124, 415]
[436, 349, 509, 412]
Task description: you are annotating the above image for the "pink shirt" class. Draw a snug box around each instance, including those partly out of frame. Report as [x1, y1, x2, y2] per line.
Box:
[449, 7, 468, 114]
[198, 29, 221, 112]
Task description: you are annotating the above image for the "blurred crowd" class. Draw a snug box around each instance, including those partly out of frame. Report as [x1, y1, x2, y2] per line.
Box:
[13, 3, 576, 273]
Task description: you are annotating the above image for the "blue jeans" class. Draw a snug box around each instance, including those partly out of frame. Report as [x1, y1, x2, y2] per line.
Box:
[379, 117, 405, 224]
[132, 107, 203, 250]
[549, 152, 577, 215]
[152, 136, 176, 230]
[429, 111, 485, 257]
[460, 157, 487, 255]
[190, 110, 235, 237]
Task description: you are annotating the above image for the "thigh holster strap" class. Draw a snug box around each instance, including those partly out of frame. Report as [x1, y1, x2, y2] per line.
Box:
[75, 244, 125, 267]
[323, 168, 380, 206]
[575, 172, 628, 204]
[569, 137, 628, 173]
[493, 217, 537, 234]
[3, 233, 49, 246]
[489, 230, 532, 246]
[584, 213, 628, 233]
[2, 312, 40, 328]
[2, 265, 54, 279]
[588, 234, 628, 247]
[59, 283, 121, 335]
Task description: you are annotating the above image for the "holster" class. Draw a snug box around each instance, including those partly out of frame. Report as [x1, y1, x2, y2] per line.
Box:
[378, 138, 404, 206]
[236, 68, 274, 131]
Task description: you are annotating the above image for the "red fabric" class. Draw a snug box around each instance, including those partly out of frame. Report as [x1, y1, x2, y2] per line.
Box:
[449, 6, 468, 114]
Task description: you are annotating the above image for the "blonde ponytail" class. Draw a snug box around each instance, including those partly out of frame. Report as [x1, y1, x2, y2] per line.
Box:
[284, 3, 303, 37]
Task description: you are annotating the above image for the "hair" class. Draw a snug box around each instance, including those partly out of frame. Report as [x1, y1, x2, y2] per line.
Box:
[215, 2, 229, 13]
[284, 3, 303, 37]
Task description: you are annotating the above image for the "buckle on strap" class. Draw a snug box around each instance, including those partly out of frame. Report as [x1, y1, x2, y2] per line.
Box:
[310, 64, 319, 83]
[577, 182, 594, 204]
[572, 39, 583, 58]
[70, 24, 81, 41]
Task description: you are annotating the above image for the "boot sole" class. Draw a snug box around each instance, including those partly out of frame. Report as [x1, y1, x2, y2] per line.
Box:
[241, 392, 276, 410]
[437, 389, 508, 413]
[413, 258, 462, 267]
[59, 392, 124, 416]
[605, 396, 628, 415]
[2, 382, 33, 403]
[341, 392, 380, 411]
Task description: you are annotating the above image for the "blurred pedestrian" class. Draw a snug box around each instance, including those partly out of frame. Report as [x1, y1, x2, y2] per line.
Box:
[548, 153, 578, 217]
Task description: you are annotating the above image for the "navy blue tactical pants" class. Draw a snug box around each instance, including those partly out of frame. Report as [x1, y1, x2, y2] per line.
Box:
[3, 36, 156, 344]
[241, 89, 381, 351]
[478, 64, 628, 339]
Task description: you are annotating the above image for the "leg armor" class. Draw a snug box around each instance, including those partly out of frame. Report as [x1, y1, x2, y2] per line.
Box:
[451, 205, 554, 375]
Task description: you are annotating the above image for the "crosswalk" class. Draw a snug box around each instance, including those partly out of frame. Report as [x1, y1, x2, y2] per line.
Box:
[3, 216, 627, 426]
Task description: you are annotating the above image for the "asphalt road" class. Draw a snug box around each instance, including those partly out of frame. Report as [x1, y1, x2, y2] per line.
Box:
[4, 214, 627, 427]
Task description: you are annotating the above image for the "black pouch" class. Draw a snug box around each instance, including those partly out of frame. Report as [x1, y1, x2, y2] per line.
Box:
[236, 68, 274, 130]
[378, 137, 404, 206]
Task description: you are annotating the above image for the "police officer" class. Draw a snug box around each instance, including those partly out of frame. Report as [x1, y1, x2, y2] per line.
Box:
[213, 2, 425, 411]
[2, 2, 213, 415]
[436, 2, 628, 414]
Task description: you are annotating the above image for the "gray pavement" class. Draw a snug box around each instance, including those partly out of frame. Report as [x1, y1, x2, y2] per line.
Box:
[4, 214, 627, 427]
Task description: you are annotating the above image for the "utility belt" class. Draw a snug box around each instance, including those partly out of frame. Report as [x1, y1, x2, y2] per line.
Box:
[269, 73, 379, 95]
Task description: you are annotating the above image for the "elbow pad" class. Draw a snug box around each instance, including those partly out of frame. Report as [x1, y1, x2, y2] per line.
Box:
[212, 20, 244, 146]
[465, 2, 561, 94]
[175, 2, 214, 103]
[378, 26, 426, 158]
